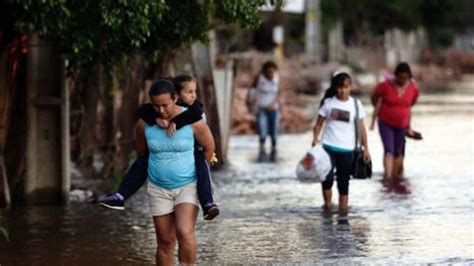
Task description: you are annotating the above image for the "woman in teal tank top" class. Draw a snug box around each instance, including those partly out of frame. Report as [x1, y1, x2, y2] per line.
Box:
[145, 111, 196, 189]
[135, 80, 215, 265]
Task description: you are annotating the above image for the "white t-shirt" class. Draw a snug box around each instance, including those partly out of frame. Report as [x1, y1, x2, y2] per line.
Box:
[255, 74, 279, 108]
[319, 96, 366, 150]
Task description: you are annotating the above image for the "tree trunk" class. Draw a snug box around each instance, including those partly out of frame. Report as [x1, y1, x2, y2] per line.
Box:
[112, 56, 145, 177]
[77, 66, 101, 178]
[95, 64, 114, 177]
[3, 35, 28, 204]
[144, 52, 176, 82]
[69, 73, 83, 162]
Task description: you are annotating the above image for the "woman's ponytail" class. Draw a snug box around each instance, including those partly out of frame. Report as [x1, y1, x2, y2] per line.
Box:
[319, 72, 351, 107]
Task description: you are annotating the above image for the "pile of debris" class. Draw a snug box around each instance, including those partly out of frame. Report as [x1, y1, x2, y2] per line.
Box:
[230, 50, 471, 135]
[231, 53, 341, 135]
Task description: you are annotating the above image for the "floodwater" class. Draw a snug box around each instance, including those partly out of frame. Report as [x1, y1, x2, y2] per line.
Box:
[1, 90, 473, 264]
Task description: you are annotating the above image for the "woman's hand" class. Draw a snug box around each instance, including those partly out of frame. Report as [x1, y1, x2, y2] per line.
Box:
[311, 139, 319, 147]
[267, 102, 277, 111]
[155, 118, 169, 129]
[209, 153, 218, 165]
[369, 120, 375, 131]
[166, 122, 176, 137]
[363, 149, 371, 163]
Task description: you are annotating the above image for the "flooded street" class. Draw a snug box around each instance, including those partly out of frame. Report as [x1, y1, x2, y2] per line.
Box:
[1, 92, 473, 264]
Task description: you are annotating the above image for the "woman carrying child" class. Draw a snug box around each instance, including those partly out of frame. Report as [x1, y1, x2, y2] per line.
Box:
[136, 79, 215, 265]
[99, 75, 219, 220]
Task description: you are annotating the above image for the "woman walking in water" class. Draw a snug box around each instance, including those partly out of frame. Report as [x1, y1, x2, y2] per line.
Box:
[312, 72, 371, 215]
[371, 62, 419, 191]
[136, 79, 215, 265]
[251, 61, 282, 162]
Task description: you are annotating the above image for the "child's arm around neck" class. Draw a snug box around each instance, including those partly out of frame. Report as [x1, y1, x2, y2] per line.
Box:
[137, 103, 157, 126]
[172, 100, 204, 129]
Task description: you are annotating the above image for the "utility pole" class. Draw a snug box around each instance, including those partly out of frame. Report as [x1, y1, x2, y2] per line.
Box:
[272, 5, 284, 62]
[305, 0, 321, 64]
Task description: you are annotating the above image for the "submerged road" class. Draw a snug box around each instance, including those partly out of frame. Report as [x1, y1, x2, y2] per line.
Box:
[1, 92, 473, 264]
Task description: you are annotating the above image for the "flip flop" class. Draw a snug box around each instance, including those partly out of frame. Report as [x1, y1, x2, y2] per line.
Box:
[406, 130, 423, 140]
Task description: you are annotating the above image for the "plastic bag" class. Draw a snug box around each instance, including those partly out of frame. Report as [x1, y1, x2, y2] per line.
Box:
[296, 145, 332, 183]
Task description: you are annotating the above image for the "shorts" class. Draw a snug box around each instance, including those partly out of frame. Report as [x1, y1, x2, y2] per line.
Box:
[147, 181, 199, 217]
[378, 120, 406, 157]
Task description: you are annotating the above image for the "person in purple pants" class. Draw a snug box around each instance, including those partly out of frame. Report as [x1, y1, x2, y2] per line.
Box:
[371, 63, 420, 191]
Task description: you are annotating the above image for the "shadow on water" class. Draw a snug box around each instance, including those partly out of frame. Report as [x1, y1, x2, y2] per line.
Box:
[313, 214, 371, 261]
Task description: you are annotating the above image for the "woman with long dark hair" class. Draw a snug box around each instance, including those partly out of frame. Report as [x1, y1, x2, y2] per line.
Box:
[312, 72, 371, 214]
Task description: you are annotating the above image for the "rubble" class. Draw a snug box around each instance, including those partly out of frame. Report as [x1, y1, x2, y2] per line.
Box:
[231, 51, 473, 135]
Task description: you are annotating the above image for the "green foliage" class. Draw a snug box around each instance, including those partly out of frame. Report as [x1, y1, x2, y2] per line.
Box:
[144, 0, 210, 62]
[14, 0, 166, 67]
[321, 0, 471, 47]
[430, 27, 456, 48]
[214, 0, 286, 29]
[321, 0, 421, 42]
[9, 0, 278, 68]
[321, 0, 342, 33]
[215, 0, 265, 29]
[418, 0, 469, 48]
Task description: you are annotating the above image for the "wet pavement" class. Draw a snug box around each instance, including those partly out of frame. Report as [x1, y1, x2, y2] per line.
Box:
[1, 92, 473, 264]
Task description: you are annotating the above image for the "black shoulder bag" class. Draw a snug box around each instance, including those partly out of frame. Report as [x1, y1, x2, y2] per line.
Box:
[352, 98, 372, 179]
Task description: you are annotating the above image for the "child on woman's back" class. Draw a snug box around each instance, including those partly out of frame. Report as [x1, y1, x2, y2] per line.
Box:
[99, 75, 219, 220]
[156, 75, 219, 219]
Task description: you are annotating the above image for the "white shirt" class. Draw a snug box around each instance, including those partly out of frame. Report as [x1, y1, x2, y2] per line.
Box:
[319, 96, 366, 150]
[255, 74, 279, 108]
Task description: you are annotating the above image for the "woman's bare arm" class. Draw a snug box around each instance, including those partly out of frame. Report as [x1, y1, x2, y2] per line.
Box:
[359, 119, 371, 162]
[312, 115, 326, 146]
[370, 99, 381, 130]
[371, 92, 381, 107]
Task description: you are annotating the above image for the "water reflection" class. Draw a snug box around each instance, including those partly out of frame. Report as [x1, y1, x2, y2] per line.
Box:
[295, 213, 372, 263]
[0, 203, 156, 265]
[1, 92, 473, 264]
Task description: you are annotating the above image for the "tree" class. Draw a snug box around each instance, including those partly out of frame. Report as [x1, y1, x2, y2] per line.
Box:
[321, 0, 472, 47]
[1, 0, 284, 198]
[11, 0, 285, 70]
